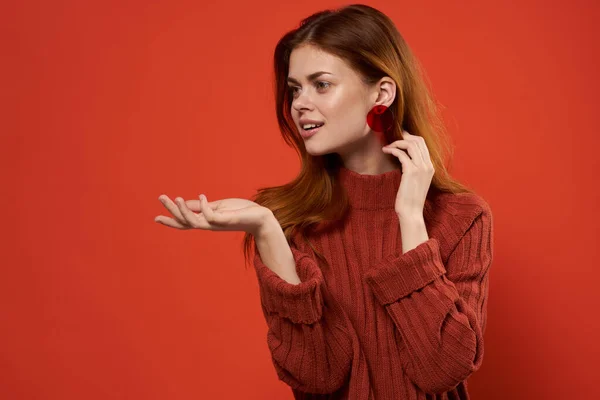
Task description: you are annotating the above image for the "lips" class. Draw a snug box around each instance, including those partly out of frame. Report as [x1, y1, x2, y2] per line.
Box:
[300, 124, 323, 138]
[299, 118, 324, 126]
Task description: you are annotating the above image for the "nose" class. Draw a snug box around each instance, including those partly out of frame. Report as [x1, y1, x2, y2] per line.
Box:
[291, 90, 314, 112]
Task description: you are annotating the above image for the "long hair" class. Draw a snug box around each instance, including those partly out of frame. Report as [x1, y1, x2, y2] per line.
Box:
[241, 3, 475, 270]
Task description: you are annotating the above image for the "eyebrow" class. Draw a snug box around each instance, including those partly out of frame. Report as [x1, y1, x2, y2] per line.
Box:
[286, 71, 332, 84]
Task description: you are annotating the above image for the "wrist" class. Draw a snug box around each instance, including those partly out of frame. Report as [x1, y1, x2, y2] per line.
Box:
[397, 212, 424, 224]
[254, 209, 279, 239]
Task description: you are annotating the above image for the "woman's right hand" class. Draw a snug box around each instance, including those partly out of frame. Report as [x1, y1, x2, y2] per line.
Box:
[154, 194, 273, 236]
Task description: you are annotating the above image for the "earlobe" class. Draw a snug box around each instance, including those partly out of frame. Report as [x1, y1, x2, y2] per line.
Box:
[367, 104, 394, 133]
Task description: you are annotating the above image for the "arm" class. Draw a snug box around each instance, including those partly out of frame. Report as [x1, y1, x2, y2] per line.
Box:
[363, 206, 493, 394]
[252, 214, 354, 394]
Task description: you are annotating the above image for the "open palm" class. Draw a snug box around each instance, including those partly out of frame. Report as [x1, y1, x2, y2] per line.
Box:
[155, 194, 272, 235]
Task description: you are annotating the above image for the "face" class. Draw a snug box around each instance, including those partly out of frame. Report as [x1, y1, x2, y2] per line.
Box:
[287, 44, 397, 172]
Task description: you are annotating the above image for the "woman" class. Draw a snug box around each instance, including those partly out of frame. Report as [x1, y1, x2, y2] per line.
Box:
[155, 4, 494, 400]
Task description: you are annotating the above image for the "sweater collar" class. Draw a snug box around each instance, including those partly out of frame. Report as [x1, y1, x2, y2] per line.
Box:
[337, 166, 402, 211]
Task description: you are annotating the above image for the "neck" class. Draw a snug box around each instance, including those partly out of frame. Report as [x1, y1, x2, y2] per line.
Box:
[337, 165, 402, 211]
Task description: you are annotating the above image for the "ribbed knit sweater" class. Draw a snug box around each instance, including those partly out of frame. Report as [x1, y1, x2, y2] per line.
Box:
[253, 166, 494, 400]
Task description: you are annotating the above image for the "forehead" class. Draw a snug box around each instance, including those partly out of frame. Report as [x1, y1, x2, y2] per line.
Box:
[288, 45, 351, 79]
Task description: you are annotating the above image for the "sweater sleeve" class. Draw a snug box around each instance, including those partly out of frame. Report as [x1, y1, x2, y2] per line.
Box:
[363, 206, 493, 394]
[253, 243, 353, 394]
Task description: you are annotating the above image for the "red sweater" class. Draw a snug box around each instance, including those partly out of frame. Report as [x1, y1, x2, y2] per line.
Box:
[253, 166, 494, 399]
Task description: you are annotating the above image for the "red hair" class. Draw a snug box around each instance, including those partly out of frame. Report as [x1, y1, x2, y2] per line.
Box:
[241, 4, 475, 270]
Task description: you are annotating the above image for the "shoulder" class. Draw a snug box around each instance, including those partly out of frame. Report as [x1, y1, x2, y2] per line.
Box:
[428, 190, 492, 223]
[425, 191, 493, 258]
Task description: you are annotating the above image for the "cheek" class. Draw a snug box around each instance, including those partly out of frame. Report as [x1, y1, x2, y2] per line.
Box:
[334, 102, 368, 132]
[323, 94, 364, 125]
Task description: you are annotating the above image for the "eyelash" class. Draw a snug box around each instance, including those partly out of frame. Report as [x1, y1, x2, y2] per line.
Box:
[288, 81, 330, 96]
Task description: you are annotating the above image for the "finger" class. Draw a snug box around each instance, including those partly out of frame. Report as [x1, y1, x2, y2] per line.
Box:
[175, 197, 202, 228]
[185, 198, 220, 213]
[400, 131, 427, 164]
[415, 140, 432, 166]
[383, 141, 422, 167]
[199, 194, 228, 226]
[382, 146, 416, 170]
[154, 215, 190, 229]
[418, 140, 433, 167]
[404, 141, 424, 166]
[404, 131, 432, 165]
[159, 195, 188, 225]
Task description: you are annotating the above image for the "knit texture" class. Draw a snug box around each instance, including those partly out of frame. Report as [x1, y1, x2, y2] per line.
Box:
[253, 166, 494, 399]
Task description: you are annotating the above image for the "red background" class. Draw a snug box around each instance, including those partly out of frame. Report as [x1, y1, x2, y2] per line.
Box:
[2, 0, 598, 398]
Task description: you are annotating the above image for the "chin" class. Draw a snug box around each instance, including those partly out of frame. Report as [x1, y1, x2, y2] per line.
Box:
[305, 147, 330, 157]
[304, 142, 335, 157]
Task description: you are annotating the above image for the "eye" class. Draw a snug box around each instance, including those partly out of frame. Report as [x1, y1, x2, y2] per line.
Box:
[287, 81, 331, 98]
[316, 81, 330, 90]
[288, 86, 299, 96]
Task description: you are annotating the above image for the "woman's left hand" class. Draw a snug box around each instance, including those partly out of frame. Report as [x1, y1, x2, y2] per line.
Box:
[382, 130, 435, 219]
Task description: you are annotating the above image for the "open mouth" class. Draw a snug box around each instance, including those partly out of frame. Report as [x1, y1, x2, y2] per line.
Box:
[302, 123, 324, 132]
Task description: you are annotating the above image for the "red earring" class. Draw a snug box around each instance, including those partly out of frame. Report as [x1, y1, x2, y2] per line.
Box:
[366, 105, 394, 133]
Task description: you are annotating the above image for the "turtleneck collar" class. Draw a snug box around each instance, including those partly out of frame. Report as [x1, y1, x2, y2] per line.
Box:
[337, 166, 402, 211]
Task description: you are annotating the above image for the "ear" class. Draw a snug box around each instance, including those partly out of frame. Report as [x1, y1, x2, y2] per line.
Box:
[373, 77, 396, 108]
